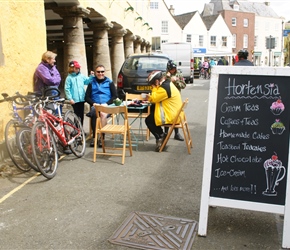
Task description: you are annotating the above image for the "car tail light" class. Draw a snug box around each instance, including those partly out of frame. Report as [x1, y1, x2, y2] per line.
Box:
[117, 73, 123, 88]
[190, 58, 194, 70]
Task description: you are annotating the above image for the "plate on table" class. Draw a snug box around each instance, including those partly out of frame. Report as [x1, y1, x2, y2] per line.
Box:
[123, 101, 132, 106]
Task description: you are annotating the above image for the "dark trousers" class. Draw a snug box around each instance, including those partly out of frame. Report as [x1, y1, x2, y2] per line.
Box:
[145, 106, 163, 140]
[72, 102, 85, 125]
[164, 127, 179, 135]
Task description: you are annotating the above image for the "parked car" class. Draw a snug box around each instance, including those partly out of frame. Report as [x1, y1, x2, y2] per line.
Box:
[117, 53, 170, 100]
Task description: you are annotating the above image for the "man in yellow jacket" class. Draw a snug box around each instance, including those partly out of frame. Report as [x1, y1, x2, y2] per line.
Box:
[145, 70, 183, 152]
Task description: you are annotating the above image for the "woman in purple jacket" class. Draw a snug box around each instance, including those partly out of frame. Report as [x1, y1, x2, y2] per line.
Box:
[33, 51, 62, 113]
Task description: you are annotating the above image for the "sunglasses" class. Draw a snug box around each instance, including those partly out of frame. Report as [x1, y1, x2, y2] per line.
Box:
[96, 71, 105, 73]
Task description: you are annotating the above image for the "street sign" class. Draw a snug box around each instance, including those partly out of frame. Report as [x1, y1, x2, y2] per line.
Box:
[193, 48, 206, 54]
[283, 30, 290, 37]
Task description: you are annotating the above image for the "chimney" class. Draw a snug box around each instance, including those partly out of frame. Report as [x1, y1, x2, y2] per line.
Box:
[169, 5, 175, 15]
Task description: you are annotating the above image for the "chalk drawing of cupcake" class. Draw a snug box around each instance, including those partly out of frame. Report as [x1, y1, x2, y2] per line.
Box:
[270, 98, 285, 115]
[271, 119, 285, 135]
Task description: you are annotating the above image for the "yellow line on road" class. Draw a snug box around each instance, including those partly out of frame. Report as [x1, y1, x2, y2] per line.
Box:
[0, 172, 41, 204]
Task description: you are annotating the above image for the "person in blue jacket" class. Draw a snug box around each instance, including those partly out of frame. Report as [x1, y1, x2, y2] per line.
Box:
[64, 61, 94, 125]
[85, 65, 117, 147]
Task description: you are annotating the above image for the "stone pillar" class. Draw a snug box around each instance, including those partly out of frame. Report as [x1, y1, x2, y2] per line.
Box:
[109, 28, 127, 84]
[134, 35, 142, 54]
[87, 21, 113, 80]
[141, 40, 148, 53]
[53, 6, 90, 77]
[124, 33, 135, 58]
[146, 43, 152, 53]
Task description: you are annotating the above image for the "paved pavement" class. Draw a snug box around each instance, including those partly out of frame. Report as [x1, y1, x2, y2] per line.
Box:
[0, 79, 286, 249]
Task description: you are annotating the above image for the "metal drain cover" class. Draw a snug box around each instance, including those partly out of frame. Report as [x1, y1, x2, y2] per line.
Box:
[108, 211, 198, 250]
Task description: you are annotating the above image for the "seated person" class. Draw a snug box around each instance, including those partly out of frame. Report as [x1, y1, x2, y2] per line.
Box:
[144, 70, 183, 152]
[85, 65, 117, 147]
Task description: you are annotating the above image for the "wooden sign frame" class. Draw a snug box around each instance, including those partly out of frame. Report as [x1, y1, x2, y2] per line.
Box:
[198, 66, 290, 248]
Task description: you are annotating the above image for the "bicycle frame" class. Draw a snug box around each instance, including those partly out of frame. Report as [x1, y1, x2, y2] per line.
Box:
[1, 92, 37, 126]
[37, 102, 81, 147]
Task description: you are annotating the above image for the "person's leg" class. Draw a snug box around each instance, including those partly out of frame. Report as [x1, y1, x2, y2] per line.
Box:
[145, 113, 163, 140]
[97, 112, 107, 147]
[72, 102, 84, 125]
[174, 128, 184, 141]
[90, 108, 97, 147]
[164, 127, 184, 141]
[145, 113, 165, 152]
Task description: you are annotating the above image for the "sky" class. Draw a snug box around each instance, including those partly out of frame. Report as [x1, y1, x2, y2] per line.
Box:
[163, 0, 290, 22]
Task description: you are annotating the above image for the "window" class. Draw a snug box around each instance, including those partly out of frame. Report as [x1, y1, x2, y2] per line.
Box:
[199, 35, 204, 46]
[210, 36, 216, 46]
[186, 34, 192, 43]
[150, 2, 158, 9]
[232, 34, 236, 48]
[161, 21, 168, 33]
[254, 36, 258, 47]
[243, 19, 248, 27]
[233, 4, 239, 11]
[243, 34, 248, 48]
[151, 37, 161, 51]
[232, 18, 237, 26]
[221, 36, 227, 47]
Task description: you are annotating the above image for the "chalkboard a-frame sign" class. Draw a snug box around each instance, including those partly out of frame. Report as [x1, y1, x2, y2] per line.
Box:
[198, 67, 290, 248]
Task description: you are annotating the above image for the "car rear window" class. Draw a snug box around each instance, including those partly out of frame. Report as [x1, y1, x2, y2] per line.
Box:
[124, 56, 168, 73]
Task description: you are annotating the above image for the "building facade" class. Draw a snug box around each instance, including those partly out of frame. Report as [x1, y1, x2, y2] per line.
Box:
[0, 0, 153, 158]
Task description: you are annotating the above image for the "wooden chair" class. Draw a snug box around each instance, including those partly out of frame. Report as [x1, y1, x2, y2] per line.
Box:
[159, 98, 193, 154]
[125, 93, 150, 141]
[88, 113, 114, 139]
[93, 105, 133, 165]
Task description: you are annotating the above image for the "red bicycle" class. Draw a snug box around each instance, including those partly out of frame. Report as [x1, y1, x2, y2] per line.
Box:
[30, 89, 86, 179]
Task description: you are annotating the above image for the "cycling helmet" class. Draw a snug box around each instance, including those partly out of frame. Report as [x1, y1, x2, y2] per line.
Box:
[167, 60, 177, 71]
[69, 61, 81, 68]
[237, 50, 249, 59]
[147, 70, 163, 85]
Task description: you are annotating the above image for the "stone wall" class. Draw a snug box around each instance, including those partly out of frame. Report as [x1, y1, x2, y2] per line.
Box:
[0, 1, 47, 161]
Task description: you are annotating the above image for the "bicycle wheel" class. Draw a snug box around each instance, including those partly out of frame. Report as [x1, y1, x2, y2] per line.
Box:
[31, 121, 58, 179]
[16, 127, 39, 172]
[4, 119, 31, 172]
[64, 110, 86, 157]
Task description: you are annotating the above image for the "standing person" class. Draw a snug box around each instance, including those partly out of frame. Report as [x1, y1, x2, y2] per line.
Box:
[164, 60, 186, 141]
[234, 50, 254, 66]
[209, 58, 216, 68]
[217, 56, 229, 66]
[64, 61, 94, 126]
[85, 65, 117, 147]
[145, 70, 183, 152]
[33, 51, 62, 114]
[202, 58, 210, 79]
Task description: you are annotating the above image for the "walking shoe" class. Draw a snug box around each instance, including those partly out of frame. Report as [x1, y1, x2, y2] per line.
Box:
[174, 133, 184, 141]
[97, 137, 103, 148]
[155, 134, 166, 152]
[90, 138, 95, 147]
[63, 146, 72, 154]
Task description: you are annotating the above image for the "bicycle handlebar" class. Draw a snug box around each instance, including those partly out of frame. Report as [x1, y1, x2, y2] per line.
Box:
[0, 92, 35, 105]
